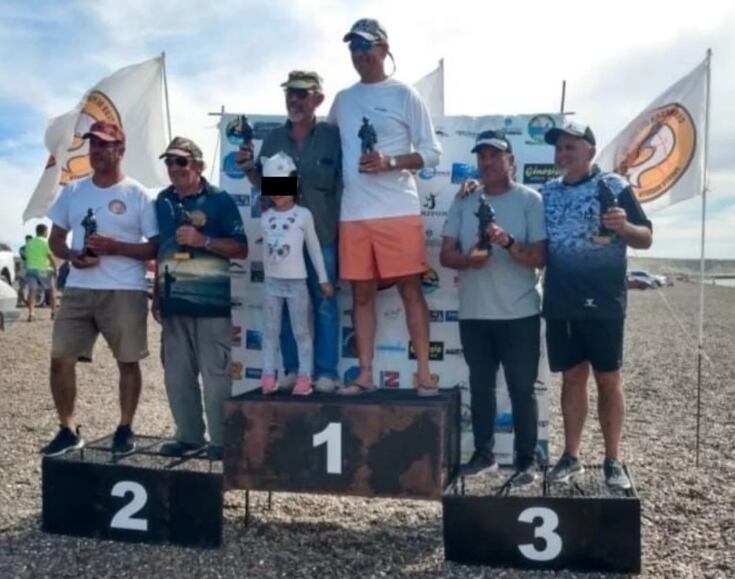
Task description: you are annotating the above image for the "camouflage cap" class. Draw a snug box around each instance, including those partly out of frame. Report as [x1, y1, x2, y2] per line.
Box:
[342, 18, 388, 43]
[159, 136, 204, 161]
[280, 70, 323, 92]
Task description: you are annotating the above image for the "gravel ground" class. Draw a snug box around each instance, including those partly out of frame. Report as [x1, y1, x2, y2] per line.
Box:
[0, 282, 733, 578]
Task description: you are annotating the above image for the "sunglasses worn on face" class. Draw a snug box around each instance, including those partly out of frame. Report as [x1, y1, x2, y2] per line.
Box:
[285, 88, 311, 100]
[164, 156, 190, 168]
[348, 37, 377, 53]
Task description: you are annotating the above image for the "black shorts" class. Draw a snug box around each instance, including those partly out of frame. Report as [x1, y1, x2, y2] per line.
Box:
[545, 318, 624, 373]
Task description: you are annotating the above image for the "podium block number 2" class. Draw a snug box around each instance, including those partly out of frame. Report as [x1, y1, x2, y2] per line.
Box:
[517, 507, 562, 562]
[313, 422, 342, 475]
[110, 481, 149, 532]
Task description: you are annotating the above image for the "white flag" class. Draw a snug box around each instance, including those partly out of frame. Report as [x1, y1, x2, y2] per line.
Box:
[23, 56, 168, 221]
[413, 59, 445, 117]
[596, 56, 708, 214]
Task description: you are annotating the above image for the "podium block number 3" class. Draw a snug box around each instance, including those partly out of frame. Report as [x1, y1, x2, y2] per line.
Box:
[110, 481, 149, 532]
[312, 422, 342, 475]
[517, 507, 562, 561]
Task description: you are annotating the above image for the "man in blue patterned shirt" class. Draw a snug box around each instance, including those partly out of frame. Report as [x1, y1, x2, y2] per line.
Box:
[541, 122, 652, 490]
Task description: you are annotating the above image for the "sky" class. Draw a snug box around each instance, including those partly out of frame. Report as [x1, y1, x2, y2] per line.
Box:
[1, 0, 734, 258]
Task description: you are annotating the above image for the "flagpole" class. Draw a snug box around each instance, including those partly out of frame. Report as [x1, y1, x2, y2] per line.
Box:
[161, 51, 173, 142]
[209, 105, 224, 183]
[695, 48, 712, 467]
[439, 58, 445, 116]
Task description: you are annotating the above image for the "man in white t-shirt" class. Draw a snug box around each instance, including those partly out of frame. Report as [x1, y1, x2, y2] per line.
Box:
[329, 18, 442, 395]
[41, 121, 159, 458]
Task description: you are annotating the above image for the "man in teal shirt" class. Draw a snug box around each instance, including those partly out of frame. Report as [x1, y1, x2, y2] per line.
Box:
[24, 223, 56, 321]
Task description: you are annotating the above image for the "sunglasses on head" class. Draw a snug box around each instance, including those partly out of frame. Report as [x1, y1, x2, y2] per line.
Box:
[164, 156, 190, 168]
[285, 88, 312, 100]
[348, 37, 378, 53]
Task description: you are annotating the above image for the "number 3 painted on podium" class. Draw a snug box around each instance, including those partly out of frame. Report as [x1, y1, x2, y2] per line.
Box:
[517, 507, 562, 561]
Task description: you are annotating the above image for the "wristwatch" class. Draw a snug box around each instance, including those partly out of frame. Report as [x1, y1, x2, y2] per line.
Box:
[502, 234, 515, 250]
[388, 156, 397, 170]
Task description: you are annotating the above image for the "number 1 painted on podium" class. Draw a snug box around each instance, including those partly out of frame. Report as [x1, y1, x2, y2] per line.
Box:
[313, 422, 342, 474]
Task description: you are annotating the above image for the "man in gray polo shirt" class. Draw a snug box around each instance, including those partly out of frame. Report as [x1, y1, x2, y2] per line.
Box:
[237, 71, 342, 392]
[440, 130, 546, 486]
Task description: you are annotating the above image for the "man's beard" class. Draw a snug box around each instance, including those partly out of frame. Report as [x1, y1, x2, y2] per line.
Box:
[287, 109, 304, 123]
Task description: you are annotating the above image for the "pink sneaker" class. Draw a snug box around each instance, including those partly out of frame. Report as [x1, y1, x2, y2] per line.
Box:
[261, 374, 277, 395]
[292, 375, 313, 396]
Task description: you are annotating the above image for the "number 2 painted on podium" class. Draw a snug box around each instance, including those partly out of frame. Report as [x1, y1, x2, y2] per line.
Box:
[110, 481, 149, 531]
[312, 422, 342, 474]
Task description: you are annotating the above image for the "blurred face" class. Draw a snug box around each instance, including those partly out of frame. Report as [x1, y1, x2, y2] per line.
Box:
[88, 136, 124, 173]
[164, 155, 202, 191]
[270, 195, 296, 209]
[477, 147, 514, 185]
[284, 88, 324, 123]
[554, 134, 595, 182]
[348, 37, 387, 80]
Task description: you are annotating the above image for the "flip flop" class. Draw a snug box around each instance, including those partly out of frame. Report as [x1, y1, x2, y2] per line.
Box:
[336, 382, 376, 396]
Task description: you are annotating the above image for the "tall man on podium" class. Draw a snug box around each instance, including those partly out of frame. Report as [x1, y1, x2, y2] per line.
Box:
[542, 122, 652, 490]
[328, 18, 442, 395]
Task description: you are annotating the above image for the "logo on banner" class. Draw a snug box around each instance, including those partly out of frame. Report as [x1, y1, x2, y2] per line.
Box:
[231, 361, 243, 380]
[445, 310, 459, 322]
[612, 103, 697, 203]
[376, 341, 406, 353]
[342, 327, 358, 358]
[446, 348, 463, 356]
[523, 164, 560, 185]
[380, 371, 400, 389]
[343, 365, 360, 385]
[429, 310, 444, 322]
[222, 151, 245, 179]
[232, 326, 242, 347]
[245, 367, 263, 380]
[231, 194, 250, 207]
[245, 330, 262, 350]
[526, 114, 557, 144]
[418, 168, 450, 181]
[382, 307, 401, 320]
[422, 194, 448, 218]
[421, 268, 440, 294]
[250, 261, 264, 283]
[251, 190, 263, 218]
[409, 341, 444, 361]
[495, 412, 514, 433]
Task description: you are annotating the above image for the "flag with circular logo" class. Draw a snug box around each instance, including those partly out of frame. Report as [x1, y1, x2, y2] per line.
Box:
[596, 57, 708, 214]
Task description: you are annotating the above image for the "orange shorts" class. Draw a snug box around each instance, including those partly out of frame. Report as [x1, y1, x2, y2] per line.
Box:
[339, 215, 427, 281]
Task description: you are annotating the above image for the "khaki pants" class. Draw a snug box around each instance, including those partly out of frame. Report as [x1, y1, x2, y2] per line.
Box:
[162, 316, 232, 447]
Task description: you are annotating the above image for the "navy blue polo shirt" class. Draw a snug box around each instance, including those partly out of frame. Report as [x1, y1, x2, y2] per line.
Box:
[155, 178, 247, 317]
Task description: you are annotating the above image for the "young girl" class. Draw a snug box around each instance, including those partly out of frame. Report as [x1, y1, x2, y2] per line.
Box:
[260, 194, 333, 395]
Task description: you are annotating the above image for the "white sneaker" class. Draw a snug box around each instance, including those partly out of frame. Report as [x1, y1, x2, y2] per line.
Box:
[278, 372, 297, 391]
[314, 376, 339, 393]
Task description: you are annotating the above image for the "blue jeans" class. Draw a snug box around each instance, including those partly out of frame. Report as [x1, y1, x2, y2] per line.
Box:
[280, 243, 339, 379]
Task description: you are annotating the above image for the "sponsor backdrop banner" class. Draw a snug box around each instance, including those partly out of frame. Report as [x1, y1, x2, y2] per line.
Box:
[222, 113, 562, 465]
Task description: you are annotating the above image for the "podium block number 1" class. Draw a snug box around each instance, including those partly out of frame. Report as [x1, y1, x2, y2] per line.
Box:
[110, 481, 149, 532]
[312, 422, 342, 475]
[517, 507, 562, 561]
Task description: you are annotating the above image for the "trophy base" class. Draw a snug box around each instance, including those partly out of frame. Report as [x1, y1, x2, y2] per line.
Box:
[470, 249, 489, 257]
[173, 252, 192, 261]
[592, 236, 612, 245]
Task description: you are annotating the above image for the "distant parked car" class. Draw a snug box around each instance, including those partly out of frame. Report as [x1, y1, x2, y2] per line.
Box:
[0, 242, 15, 286]
[628, 270, 667, 288]
[0, 277, 20, 330]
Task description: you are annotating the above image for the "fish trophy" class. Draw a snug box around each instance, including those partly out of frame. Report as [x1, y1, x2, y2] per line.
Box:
[80, 208, 98, 258]
[173, 201, 193, 260]
[471, 194, 496, 257]
[593, 179, 618, 245]
[358, 116, 377, 171]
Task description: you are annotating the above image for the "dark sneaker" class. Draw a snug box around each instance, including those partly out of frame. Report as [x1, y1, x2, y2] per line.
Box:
[159, 440, 206, 457]
[604, 458, 632, 490]
[460, 449, 498, 477]
[548, 452, 585, 484]
[41, 426, 84, 457]
[206, 445, 223, 461]
[506, 465, 538, 488]
[111, 425, 136, 456]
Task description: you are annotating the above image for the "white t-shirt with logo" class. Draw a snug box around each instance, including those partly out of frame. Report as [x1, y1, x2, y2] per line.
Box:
[48, 176, 158, 291]
[328, 78, 441, 222]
